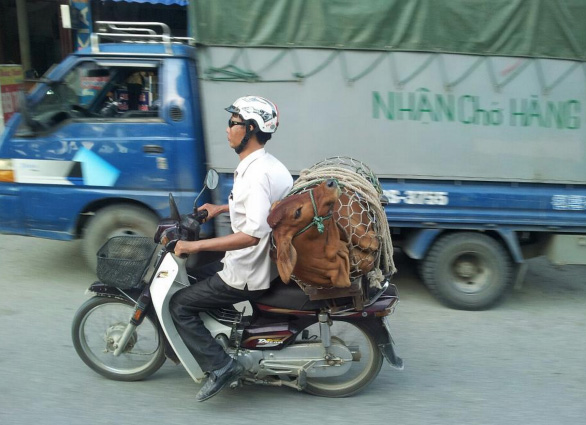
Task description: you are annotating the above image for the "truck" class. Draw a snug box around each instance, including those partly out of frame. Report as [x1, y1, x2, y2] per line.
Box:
[2, 1, 586, 310]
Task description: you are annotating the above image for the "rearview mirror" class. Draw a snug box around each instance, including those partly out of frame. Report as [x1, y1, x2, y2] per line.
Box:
[205, 168, 220, 190]
[205, 169, 219, 190]
[191, 168, 219, 211]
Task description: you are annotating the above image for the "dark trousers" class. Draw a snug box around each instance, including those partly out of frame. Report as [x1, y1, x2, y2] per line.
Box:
[169, 261, 266, 372]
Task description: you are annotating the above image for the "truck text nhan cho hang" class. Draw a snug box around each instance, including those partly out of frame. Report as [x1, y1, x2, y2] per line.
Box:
[2, 1, 586, 310]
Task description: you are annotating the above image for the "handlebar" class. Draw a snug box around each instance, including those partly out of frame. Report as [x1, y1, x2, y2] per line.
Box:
[195, 209, 208, 222]
[164, 239, 183, 257]
[154, 209, 210, 258]
[156, 192, 213, 257]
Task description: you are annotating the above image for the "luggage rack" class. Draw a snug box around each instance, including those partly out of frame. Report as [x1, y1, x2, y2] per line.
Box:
[91, 21, 195, 56]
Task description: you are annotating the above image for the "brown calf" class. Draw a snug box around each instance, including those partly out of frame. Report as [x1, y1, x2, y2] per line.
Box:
[268, 180, 351, 288]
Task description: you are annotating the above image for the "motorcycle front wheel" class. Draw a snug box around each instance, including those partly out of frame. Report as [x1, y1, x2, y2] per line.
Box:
[72, 296, 166, 381]
[299, 320, 383, 397]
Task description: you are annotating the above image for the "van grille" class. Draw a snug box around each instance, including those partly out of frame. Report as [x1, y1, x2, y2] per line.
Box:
[170, 106, 183, 122]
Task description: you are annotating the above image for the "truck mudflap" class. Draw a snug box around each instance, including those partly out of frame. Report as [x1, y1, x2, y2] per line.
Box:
[380, 316, 404, 370]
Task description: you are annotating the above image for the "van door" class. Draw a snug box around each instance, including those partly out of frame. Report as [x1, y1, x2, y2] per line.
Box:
[6, 59, 175, 235]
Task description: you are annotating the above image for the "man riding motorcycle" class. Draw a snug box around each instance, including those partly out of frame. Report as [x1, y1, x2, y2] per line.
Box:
[169, 96, 293, 402]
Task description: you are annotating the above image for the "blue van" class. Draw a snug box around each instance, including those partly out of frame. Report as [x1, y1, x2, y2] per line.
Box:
[0, 41, 208, 269]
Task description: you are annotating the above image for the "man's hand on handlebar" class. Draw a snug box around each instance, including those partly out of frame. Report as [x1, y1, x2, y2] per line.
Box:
[174, 240, 200, 257]
[196, 203, 228, 223]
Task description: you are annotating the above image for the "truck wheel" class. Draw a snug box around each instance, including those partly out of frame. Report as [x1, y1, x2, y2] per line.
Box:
[82, 205, 158, 271]
[421, 232, 512, 310]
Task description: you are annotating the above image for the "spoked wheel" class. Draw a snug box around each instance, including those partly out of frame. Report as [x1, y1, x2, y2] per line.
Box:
[72, 296, 166, 381]
[298, 320, 383, 397]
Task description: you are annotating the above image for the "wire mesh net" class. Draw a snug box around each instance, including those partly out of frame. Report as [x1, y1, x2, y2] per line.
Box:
[289, 157, 396, 288]
[97, 236, 158, 289]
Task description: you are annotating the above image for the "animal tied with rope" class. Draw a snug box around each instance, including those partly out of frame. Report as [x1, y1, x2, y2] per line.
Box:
[268, 157, 396, 291]
[268, 179, 351, 288]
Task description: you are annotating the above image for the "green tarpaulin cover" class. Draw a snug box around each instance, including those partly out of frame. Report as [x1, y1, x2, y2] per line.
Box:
[190, 0, 586, 61]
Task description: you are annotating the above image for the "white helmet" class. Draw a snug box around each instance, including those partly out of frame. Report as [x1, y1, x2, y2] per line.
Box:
[225, 96, 279, 133]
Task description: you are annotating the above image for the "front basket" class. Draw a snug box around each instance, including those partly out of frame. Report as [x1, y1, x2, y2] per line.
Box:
[96, 236, 158, 289]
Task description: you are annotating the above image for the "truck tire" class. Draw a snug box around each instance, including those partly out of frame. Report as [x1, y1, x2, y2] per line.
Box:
[82, 205, 158, 271]
[421, 232, 512, 310]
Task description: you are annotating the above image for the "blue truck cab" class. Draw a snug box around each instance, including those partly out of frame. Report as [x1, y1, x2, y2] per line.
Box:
[0, 40, 208, 269]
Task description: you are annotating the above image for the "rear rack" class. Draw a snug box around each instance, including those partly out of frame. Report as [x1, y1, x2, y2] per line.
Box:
[90, 21, 195, 56]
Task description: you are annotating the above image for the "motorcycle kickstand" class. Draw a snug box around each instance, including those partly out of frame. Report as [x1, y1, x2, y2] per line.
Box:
[240, 374, 306, 391]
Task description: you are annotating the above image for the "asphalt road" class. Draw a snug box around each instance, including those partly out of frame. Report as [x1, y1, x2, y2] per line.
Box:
[1, 234, 585, 425]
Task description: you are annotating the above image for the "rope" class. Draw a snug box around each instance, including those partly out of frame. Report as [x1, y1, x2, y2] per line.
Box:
[290, 158, 397, 286]
[294, 188, 333, 236]
[199, 47, 585, 95]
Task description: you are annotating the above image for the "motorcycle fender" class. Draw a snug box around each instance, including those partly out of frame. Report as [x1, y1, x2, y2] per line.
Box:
[150, 253, 207, 381]
[380, 316, 404, 370]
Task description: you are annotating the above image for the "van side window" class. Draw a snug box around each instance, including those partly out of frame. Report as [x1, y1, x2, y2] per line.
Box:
[102, 69, 160, 118]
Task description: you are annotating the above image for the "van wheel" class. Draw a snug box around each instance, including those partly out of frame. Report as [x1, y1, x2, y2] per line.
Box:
[421, 232, 512, 310]
[83, 205, 158, 271]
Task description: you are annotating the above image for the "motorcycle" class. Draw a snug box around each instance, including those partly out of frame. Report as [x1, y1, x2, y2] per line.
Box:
[71, 169, 403, 397]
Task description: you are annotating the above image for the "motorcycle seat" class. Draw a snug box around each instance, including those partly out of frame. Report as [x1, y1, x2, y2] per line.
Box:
[254, 278, 353, 311]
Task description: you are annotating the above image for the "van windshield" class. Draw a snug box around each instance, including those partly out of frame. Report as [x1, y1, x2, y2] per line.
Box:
[26, 62, 111, 120]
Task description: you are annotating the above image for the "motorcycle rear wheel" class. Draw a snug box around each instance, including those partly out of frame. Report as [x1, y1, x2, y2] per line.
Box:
[300, 320, 383, 397]
[72, 296, 166, 381]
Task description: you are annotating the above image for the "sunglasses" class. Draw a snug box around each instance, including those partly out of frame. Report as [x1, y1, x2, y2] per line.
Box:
[228, 119, 246, 128]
